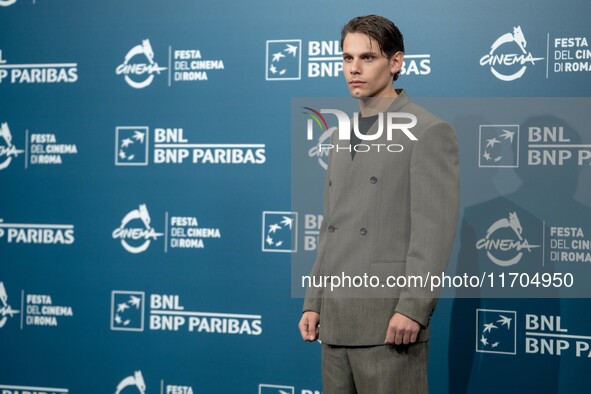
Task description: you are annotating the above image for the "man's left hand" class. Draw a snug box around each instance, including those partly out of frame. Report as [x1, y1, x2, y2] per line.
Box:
[384, 312, 420, 345]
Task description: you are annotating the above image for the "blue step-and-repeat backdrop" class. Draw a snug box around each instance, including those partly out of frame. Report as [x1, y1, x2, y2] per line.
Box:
[1, 1, 590, 393]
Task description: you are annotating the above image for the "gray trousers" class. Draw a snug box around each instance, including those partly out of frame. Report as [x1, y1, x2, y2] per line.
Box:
[322, 343, 429, 394]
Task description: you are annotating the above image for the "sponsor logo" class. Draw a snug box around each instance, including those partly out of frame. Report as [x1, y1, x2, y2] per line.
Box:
[0, 281, 74, 329]
[307, 39, 343, 79]
[549, 226, 591, 263]
[111, 291, 145, 331]
[116, 39, 167, 89]
[153, 127, 266, 165]
[399, 54, 431, 76]
[262, 211, 322, 253]
[259, 384, 321, 394]
[166, 215, 221, 251]
[266, 40, 302, 80]
[266, 39, 431, 80]
[114, 371, 196, 394]
[112, 204, 222, 254]
[259, 384, 295, 394]
[24, 293, 74, 327]
[110, 291, 263, 335]
[116, 40, 225, 88]
[0, 121, 78, 170]
[115, 370, 147, 394]
[477, 213, 590, 267]
[262, 211, 298, 253]
[172, 49, 224, 82]
[302, 213, 322, 252]
[0, 385, 68, 394]
[480, 124, 591, 168]
[525, 313, 591, 358]
[115, 127, 149, 166]
[477, 308, 591, 358]
[0, 49, 78, 84]
[28, 131, 78, 166]
[0, 282, 20, 328]
[479, 125, 519, 168]
[476, 309, 516, 354]
[476, 212, 540, 267]
[112, 204, 163, 254]
[0, 219, 75, 245]
[0, 122, 23, 170]
[480, 26, 544, 81]
[528, 125, 591, 167]
[163, 383, 195, 394]
[115, 127, 266, 165]
[552, 36, 591, 74]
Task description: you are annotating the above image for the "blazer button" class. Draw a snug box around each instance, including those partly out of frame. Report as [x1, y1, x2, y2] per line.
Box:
[360, 228, 367, 235]
[370, 176, 378, 184]
[329, 180, 332, 187]
[328, 225, 336, 232]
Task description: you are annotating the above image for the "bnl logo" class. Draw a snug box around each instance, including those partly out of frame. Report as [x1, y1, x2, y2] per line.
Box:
[111, 291, 145, 331]
[265, 40, 301, 80]
[115, 127, 149, 166]
[262, 211, 298, 253]
[259, 384, 294, 394]
[476, 309, 517, 355]
[479, 125, 519, 168]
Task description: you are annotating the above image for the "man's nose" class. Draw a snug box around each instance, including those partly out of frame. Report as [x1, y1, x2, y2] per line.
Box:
[350, 58, 361, 74]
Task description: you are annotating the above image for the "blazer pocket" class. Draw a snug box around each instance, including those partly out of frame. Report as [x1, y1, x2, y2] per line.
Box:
[369, 260, 406, 284]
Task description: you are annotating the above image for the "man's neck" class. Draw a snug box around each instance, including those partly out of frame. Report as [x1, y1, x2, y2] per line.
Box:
[358, 87, 398, 117]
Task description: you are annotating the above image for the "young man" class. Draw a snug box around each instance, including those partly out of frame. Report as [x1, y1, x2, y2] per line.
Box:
[298, 15, 460, 393]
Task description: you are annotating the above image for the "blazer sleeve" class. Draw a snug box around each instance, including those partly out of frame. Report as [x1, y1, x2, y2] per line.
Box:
[394, 120, 460, 327]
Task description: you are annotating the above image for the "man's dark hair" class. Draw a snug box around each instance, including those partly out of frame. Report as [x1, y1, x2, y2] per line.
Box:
[340, 15, 405, 81]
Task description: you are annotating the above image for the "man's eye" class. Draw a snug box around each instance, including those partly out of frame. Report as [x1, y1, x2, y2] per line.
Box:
[363, 56, 374, 61]
[343, 56, 352, 62]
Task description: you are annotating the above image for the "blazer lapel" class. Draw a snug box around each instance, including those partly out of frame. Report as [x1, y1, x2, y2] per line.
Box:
[328, 133, 352, 209]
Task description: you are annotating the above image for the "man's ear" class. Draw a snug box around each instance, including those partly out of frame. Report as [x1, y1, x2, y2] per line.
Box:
[390, 51, 404, 75]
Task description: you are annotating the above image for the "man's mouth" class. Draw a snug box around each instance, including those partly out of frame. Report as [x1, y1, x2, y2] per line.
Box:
[349, 80, 365, 87]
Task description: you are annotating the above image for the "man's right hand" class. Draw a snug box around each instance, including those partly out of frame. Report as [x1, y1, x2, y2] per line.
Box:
[298, 311, 320, 341]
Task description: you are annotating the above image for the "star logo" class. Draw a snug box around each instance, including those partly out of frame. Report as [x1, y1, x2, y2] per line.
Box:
[115, 127, 149, 166]
[479, 125, 519, 168]
[476, 309, 517, 355]
[258, 384, 295, 394]
[111, 291, 145, 331]
[262, 211, 298, 252]
[265, 40, 302, 81]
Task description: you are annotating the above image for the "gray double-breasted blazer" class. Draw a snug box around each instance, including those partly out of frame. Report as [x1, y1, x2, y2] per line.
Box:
[303, 90, 460, 346]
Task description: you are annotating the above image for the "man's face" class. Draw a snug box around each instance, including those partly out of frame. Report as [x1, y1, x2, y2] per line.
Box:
[342, 32, 403, 98]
